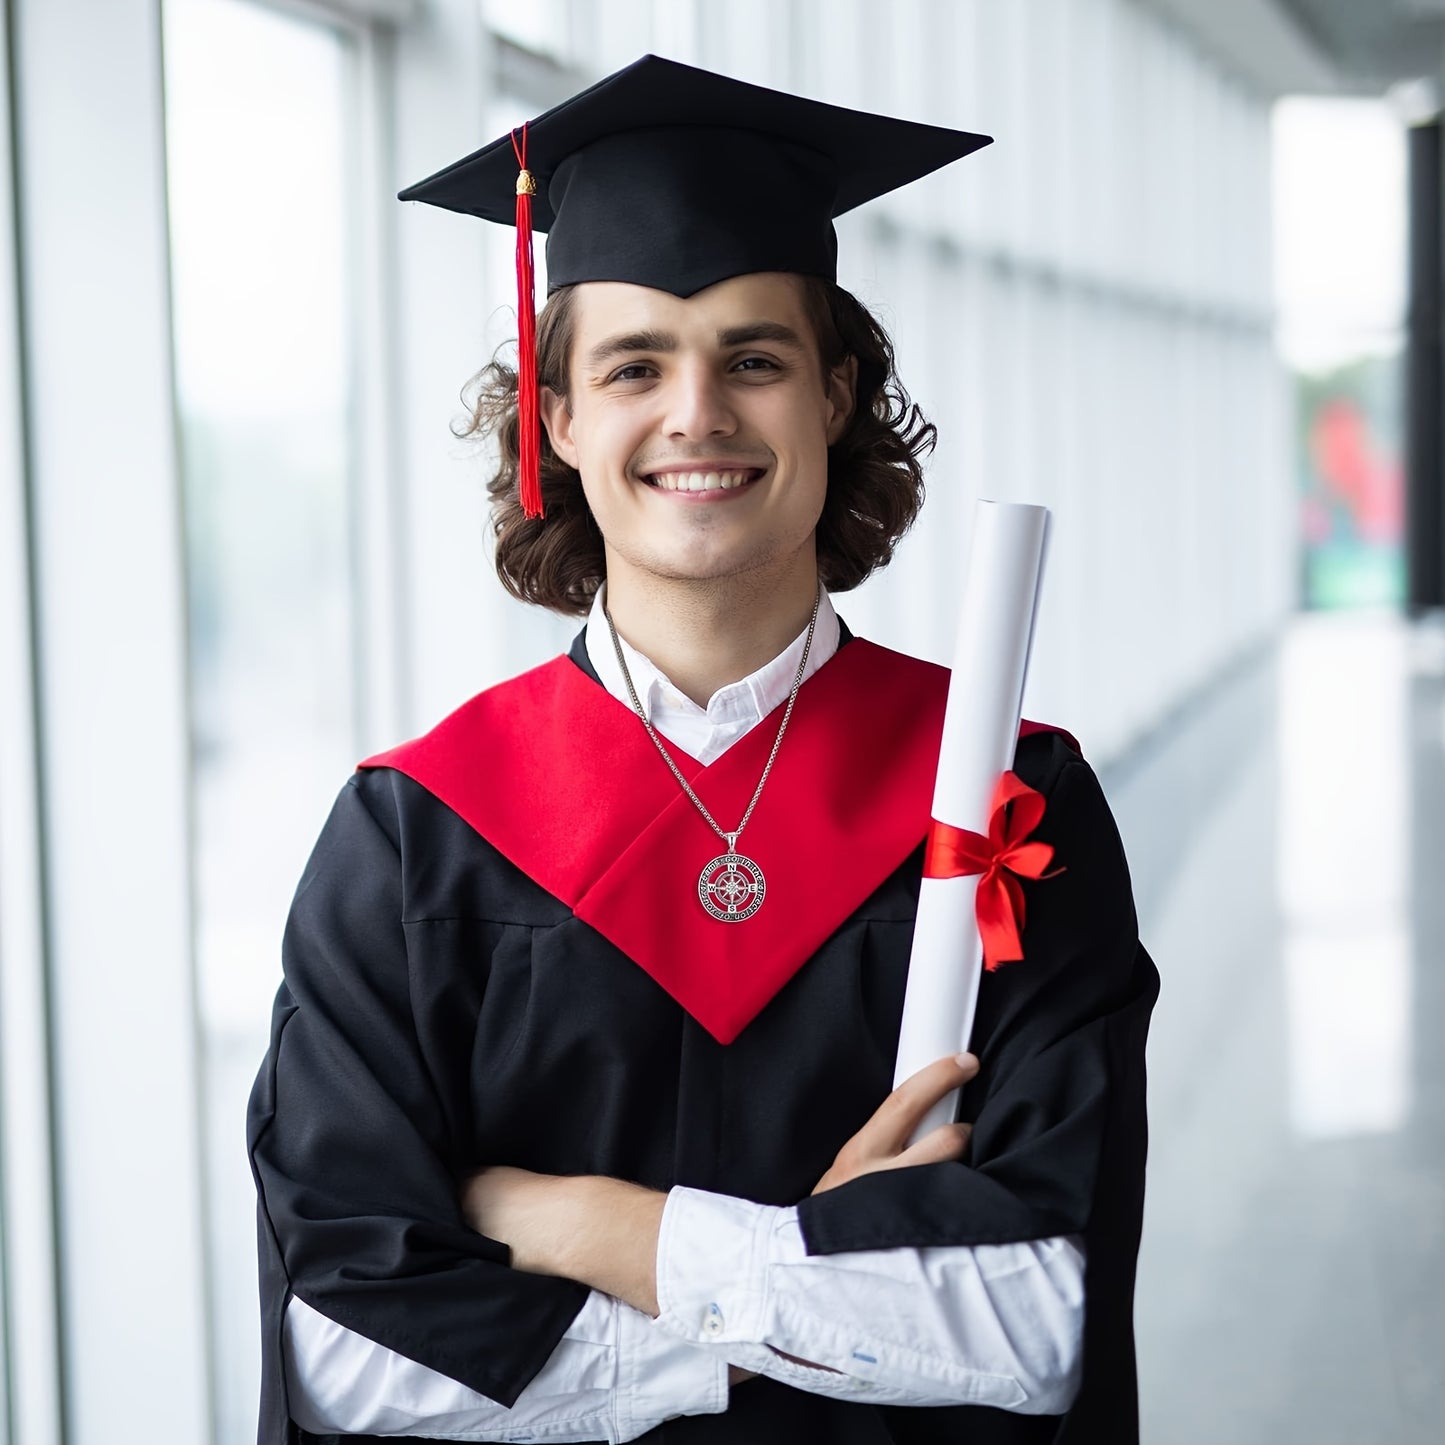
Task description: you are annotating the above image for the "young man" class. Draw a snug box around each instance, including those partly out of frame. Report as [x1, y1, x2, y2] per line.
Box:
[248, 56, 1159, 1445]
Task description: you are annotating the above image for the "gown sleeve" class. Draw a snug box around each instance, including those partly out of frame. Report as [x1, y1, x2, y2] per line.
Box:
[246, 773, 589, 1439]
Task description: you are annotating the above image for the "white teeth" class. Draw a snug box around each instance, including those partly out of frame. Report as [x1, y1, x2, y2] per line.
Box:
[649, 470, 755, 492]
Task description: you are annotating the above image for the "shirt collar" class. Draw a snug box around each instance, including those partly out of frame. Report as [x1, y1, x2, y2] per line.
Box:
[584, 584, 841, 730]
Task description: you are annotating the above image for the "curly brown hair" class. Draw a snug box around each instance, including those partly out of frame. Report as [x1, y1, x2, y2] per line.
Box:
[456, 276, 936, 615]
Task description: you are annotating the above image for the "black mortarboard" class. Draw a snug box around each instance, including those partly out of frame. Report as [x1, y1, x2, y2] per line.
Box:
[398, 54, 991, 516]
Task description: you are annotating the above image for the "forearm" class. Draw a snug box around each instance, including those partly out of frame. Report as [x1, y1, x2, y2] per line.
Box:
[552, 1176, 666, 1317]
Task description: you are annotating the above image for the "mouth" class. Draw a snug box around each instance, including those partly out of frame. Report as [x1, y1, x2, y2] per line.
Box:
[639, 466, 767, 494]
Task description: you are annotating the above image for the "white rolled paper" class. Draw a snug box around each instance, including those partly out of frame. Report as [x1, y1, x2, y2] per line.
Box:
[893, 499, 1052, 1143]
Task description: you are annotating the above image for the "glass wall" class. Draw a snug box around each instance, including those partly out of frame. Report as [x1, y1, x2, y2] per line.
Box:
[162, 2, 362, 1438]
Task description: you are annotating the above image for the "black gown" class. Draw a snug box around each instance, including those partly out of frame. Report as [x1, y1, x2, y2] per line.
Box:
[247, 628, 1160, 1445]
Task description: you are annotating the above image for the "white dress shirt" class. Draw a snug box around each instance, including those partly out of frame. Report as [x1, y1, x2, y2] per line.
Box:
[283, 589, 1086, 1440]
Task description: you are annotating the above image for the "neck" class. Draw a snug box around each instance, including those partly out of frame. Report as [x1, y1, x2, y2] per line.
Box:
[603, 557, 821, 707]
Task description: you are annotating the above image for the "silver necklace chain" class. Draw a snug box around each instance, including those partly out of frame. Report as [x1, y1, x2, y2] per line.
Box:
[602, 584, 821, 855]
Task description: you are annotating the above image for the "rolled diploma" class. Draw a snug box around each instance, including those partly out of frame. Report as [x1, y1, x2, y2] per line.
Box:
[893, 499, 1051, 1143]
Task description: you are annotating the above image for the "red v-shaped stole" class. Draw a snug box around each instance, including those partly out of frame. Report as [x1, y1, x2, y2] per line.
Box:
[360, 640, 1078, 1044]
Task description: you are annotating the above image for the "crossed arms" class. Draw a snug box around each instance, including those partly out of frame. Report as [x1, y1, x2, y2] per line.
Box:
[282, 1054, 1086, 1439]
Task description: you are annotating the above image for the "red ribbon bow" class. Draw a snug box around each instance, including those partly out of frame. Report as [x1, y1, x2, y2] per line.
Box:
[922, 770, 1065, 972]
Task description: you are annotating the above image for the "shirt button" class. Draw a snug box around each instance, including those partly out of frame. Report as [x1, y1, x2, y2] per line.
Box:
[703, 1302, 724, 1336]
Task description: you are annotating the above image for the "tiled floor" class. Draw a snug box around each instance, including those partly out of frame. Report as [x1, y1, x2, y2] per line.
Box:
[1120, 610, 1445, 1443]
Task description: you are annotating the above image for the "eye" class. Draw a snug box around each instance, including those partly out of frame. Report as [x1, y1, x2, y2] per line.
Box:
[608, 362, 657, 383]
[732, 355, 781, 374]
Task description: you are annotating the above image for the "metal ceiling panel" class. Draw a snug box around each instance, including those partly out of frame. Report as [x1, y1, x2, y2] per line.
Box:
[1144, 0, 1339, 95]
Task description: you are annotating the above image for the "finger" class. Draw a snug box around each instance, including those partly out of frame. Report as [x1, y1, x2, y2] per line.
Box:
[896, 1121, 972, 1168]
[861, 1053, 979, 1153]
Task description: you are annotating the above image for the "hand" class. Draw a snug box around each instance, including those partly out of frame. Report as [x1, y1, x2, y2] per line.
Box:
[811, 1053, 978, 1195]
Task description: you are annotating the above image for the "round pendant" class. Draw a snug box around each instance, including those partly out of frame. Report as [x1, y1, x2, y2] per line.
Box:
[698, 851, 766, 922]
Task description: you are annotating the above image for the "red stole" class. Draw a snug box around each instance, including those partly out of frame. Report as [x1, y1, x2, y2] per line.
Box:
[360, 640, 1077, 1044]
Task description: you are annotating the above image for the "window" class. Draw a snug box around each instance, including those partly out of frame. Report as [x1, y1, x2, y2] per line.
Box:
[163, 2, 361, 1438]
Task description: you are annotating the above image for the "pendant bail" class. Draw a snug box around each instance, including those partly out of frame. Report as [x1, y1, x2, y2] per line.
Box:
[725, 832, 740, 856]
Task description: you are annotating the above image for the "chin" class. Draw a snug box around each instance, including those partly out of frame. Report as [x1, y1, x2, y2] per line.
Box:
[648, 544, 794, 586]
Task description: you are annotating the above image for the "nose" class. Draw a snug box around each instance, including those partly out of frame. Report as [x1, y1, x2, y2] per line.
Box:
[660, 359, 737, 441]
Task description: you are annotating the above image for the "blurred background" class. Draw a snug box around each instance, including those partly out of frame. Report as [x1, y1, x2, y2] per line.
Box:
[0, 0, 1439, 1442]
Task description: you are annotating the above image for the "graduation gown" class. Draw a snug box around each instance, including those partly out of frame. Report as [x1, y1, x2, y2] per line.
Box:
[247, 629, 1159, 1445]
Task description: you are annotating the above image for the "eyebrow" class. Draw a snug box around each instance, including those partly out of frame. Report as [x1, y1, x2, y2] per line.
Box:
[584, 319, 809, 369]
[716, 321, 808, 351]
[585, 329, 677, 367]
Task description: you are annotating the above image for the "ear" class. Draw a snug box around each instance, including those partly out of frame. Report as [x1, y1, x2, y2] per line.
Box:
[539, 386, 580, 471]
[824, 355, 857, 446]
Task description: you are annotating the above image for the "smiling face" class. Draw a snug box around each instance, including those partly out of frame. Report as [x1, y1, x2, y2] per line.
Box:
[538, 272, 854, 599]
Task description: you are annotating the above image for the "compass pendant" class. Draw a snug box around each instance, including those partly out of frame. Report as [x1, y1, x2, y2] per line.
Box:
[698, 835, 765, 922]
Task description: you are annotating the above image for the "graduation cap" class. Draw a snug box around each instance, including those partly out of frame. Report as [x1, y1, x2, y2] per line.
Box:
[399, 54, 992, 519]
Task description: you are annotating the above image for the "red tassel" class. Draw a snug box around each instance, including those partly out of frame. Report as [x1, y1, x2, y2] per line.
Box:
[511, 125, 543, 520]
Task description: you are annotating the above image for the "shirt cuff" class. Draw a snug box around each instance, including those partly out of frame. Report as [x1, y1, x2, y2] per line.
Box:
[651, 1188, 894, 1401]
[612, 1300, 729, 1438]
[653, 1185, 779, 1347]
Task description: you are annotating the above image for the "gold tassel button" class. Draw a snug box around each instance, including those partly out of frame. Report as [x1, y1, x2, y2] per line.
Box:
[516, 169, 537, 196]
